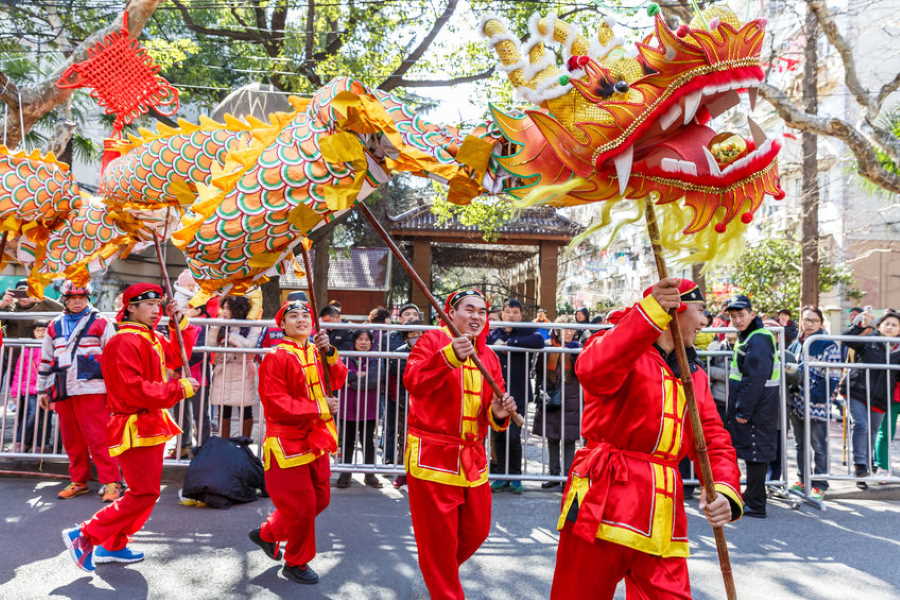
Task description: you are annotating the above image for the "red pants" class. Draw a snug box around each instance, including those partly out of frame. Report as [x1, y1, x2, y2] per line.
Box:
[259, 454, 330, 567]
[81, 443, 164, 550]
[55, 393, 119, 484]
[551, 524, 691, 600]
[407, 476, 491, 600]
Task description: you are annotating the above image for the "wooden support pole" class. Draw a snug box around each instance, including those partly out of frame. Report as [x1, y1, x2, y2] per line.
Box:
[152, 232, 190, 378]
[644, 197, 737, 600]
[299, 242, 332, 395]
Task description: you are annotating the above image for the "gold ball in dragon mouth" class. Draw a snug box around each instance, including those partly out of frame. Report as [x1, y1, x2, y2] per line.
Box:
[708, 133, 747, 165]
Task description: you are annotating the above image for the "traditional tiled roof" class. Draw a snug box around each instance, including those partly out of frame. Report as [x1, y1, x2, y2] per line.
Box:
[388, 205, 583, 239]
[281, 247, 390, 291]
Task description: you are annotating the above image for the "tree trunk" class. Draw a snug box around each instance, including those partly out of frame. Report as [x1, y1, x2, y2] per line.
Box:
[800, 6, 820, 309]
[261, 277, 281, 318]
[313, 229, 332, 310]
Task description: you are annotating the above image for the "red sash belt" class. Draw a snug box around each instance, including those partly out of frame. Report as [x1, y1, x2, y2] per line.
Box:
[570, 440, 678, 544]
[409, 426, 484, 483]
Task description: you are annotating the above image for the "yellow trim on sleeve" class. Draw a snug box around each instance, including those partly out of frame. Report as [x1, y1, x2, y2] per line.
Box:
[714, 482, 744, 519]
[639, 294, 672, 330]
[487, 405, 510, 432]
[442, 343, 465, 368]
[325, 348, 339, 365]
[179, 378, 194, 399]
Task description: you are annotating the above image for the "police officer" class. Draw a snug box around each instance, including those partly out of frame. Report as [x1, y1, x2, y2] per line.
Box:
[724, 295, 780, 518]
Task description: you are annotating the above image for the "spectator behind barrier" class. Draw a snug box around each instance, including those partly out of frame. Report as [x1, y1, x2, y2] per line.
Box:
[487, 298, 544, 494]
[11, 320, 51, 453]
[0, 279, 64, 339]
[533, 308, 551, 342]
[574, 307, 591, 342]
[532, 314, 582, 489]
[388, 303, 421, 351]
[319, 304, 352, 351]
[843, 310, 900, 489]
[207, 296, 259, 440]
[385, 321, 424, 489]
[707, 330, 737, 423]
[778, 309, 799, 346]
[336, 329, 383, 489]
[172, 297, 220, 456]
[786, 306, 841, 500]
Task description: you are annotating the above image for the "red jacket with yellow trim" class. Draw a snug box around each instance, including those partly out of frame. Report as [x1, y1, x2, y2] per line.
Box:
[562, 295, 742, 558]
[258, 338, 348, 470]
[101, 321, 198, 456]
[403, 328, 510, 487]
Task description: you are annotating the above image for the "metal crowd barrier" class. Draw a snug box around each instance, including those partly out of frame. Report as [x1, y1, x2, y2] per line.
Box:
[795, 333, 900, 507]
[0, 312, 793, 491]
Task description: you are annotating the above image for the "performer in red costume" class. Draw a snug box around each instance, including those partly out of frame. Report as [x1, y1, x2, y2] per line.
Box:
[248, 299, 347, 585]
[551, 278, 743, 599]
[403, 289, 517, 600]
[62, 283, 198, 572]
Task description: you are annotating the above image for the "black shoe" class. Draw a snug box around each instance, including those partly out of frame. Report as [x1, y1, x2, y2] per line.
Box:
[855, 465, 870, 490]
[743, 510, 767, 519]
[541, 481, 560, 489]
[336, 473, 351, 489]
[283, 564, 319, 584]
[248, 529, 281, 561]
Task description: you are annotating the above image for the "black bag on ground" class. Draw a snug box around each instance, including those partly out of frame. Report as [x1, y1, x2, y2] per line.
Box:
[181, 436, 265, 509]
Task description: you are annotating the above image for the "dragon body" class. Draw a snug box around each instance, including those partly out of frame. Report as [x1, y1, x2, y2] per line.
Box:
[0, 7, 782, 295]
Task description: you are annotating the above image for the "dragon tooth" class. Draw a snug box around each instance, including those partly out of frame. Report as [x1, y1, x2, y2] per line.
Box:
[659, 104, 682, 130]
[749, 87, 758, 111]
[614, 145, 634, 197]
[661, 157, 679, 172]
[680, 160, 698, 176]
[702, 147, 723, 177]
[683, 91, 702, 125]
[748, 117, 767, 146]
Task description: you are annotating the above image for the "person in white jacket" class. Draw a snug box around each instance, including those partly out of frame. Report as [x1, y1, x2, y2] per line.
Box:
[37, 282, 120, 501]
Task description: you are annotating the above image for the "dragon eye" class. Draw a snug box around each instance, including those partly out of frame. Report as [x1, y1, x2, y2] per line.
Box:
[594, 82, 615, 98]
[614, 81, 630, 93]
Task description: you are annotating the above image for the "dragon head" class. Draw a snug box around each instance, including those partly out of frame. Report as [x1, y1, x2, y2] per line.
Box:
[482, 8, 784, 248]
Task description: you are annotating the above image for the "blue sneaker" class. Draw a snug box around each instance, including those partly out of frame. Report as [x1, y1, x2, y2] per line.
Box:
[94, 545, 145, 564]
[61, 527, 94, 572]
[490, 480, 509, 492]
[509, 480, 523, 495]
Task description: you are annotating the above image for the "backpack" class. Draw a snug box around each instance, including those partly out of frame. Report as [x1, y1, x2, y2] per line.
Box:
[180, 436, 265, 508]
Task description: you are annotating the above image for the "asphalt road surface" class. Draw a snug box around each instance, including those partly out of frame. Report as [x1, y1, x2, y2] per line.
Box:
[1, 474, 899, 600]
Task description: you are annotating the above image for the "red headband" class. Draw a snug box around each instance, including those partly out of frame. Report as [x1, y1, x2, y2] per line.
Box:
[274, 299, 310, 328]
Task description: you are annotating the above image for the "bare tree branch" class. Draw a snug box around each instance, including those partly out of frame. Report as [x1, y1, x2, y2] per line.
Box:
[806, 0, 873, 117]
[877, 71, 900, 109]
[170, 0, 262, 43]
[389, 67, 495, 89]
[760, 83, 900, 194]
[379, 0, 458, 91]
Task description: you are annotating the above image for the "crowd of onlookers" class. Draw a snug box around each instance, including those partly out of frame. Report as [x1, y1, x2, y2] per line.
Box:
[1, 276, 898, 508]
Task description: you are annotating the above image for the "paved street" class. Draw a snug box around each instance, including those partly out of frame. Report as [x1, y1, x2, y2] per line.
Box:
[1, 473, 899, 600]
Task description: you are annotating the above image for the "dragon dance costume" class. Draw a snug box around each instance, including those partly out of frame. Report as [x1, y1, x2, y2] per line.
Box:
[551, 281, 743, 599]
[79, 283, 197, 551]
[255, 300, 347, 570]
[403, 290, 510, 600]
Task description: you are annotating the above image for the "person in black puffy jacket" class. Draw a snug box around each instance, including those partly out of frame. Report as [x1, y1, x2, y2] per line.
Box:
[843, 311, 900, 488]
